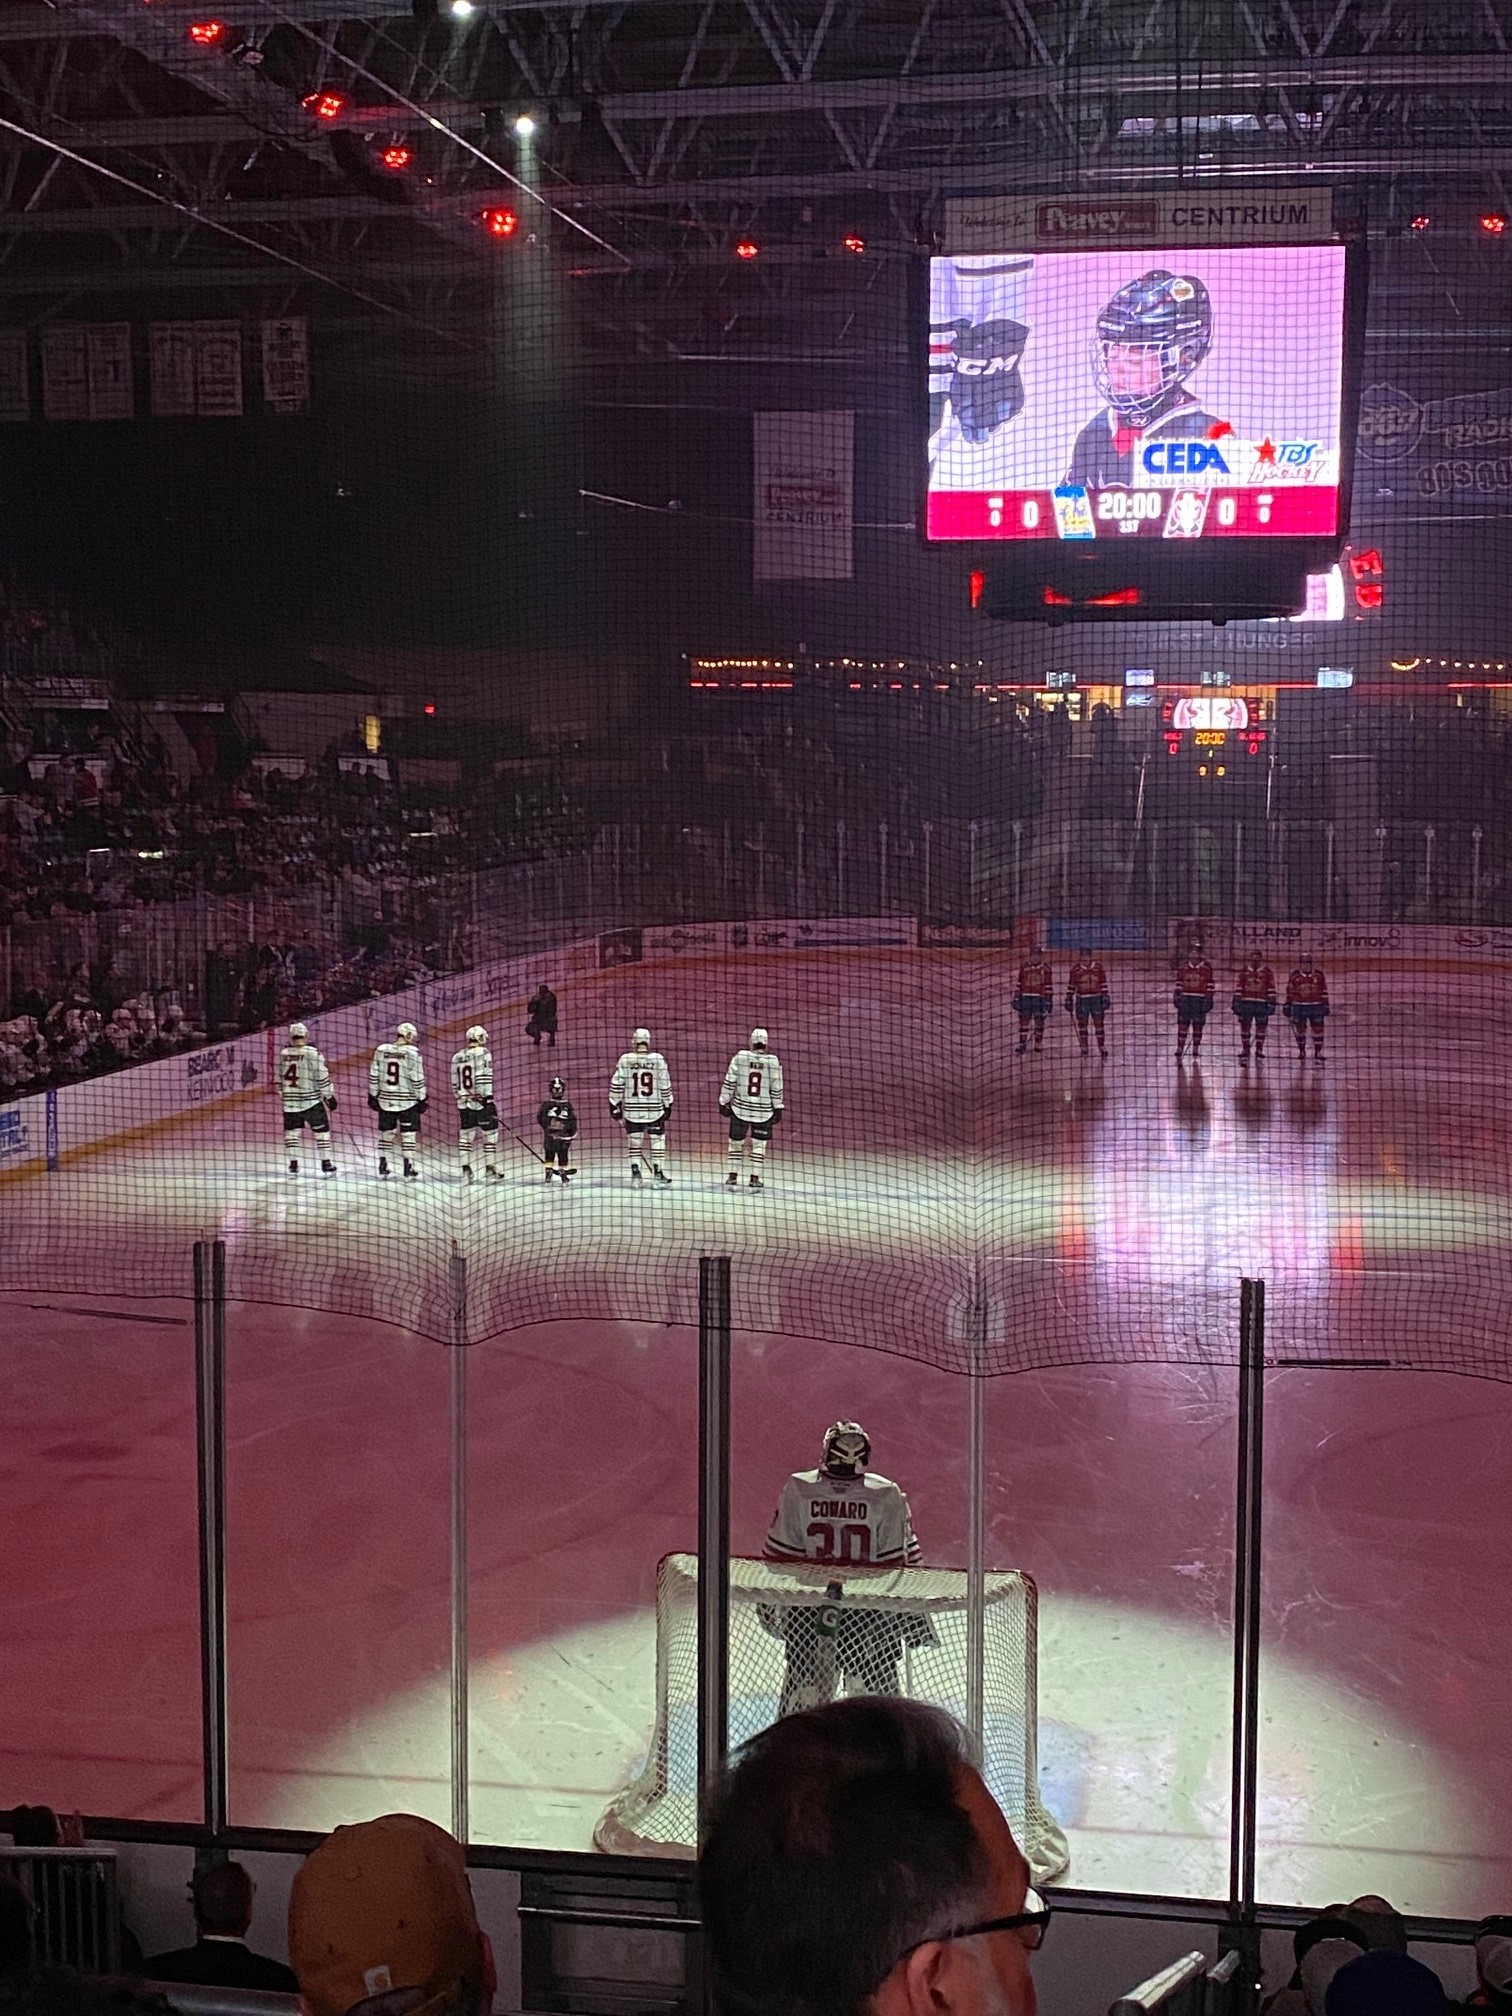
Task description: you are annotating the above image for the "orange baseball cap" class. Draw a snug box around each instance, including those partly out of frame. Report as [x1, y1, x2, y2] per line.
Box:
[289, 1814, 485, 2016]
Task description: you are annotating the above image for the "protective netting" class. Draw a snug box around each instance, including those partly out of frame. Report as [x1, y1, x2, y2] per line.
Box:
[594, 1553, 1069, 1884]
[1, 0, 1511, 1394]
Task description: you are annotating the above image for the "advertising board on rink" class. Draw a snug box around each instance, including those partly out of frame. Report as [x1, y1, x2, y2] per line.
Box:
[1178, 918, 1512, 965]
[0, 1098, 37, 1163]
[730, 917, 918, 951]
[641, 924, 728, 959]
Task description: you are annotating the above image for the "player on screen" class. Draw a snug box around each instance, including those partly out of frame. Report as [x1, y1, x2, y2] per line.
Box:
[1172, 945, 1215, 1062]
[763, 1422, 932, 1716]
[537, 1077, 578, 1183]
[1064, 949, 1110, 1060]
[609, 1026, 673, 1186]
[720, 1026, 785, 1191]
[1013, 947, 1054, 1055]
[1284, 955, 1331, 1060]
[451, 1025, 500, 1183]
[1231, 959, 1277, 1065]
[929, 254, 1035, 459]
[1065, 270, 1228, 490]
[369, 1021, 427, 1180]
[278, 1022, 337, 1178]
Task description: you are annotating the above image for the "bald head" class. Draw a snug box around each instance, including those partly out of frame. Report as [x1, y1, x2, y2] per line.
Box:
[193, 1862, 253, 1937]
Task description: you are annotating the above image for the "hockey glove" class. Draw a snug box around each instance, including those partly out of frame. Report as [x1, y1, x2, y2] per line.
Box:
[609, 1103, 623, 1122]
[368, 1093, 380, 1111]
[769, 1108, 782, 1126]
[950, 318, 1028, 443]
[1064, 994, 1074, 1013]
[326, 1095, 338, 1110]
[719, 1104, 734, 1119]
[415, 1098, 428, 1117]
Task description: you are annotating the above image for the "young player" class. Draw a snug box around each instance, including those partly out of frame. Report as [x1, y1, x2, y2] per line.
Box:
[1232, 957, 1277, 1065]
[526, 981, 557, 1048]
[1285, 954, 1331, 1060]
[1064, 948, 1110, 1059]
[720, 1026, 785, 1190]
[1173, 944, 1215, 1062]
[368, 1021, 427, 1180]
[538, 1077, 578, 1183]
[1013, 947, 1054, 1055]
[1065, 270, 1226, 489]
[450, 1024, 500, 1183]
[609, 1026, 673, 1186]
[763, 1423, 931, 1716]
[278, 1022, 337, 1178]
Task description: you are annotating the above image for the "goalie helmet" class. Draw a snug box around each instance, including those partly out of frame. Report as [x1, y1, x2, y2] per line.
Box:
[632, 1027, 651, 1050]
[288, 1023, 308, 1043]
[749, 1026, 769, 1049]
[1091, 269, 1213, 427]
[396, 1022, 418, 1043]
[549, 1077, 565, 1097]
[466, 1025, 487, 1046]
[821, 1421, 871, 1479]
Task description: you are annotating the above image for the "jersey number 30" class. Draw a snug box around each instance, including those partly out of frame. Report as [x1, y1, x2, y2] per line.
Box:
[806, 1520, 871, 1562]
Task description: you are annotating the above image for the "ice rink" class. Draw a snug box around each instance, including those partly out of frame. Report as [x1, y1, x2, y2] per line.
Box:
[5, 945, 1512, 1915]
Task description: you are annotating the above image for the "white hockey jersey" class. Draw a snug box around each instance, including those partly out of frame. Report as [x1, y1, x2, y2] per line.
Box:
[450, 1043, 494, 1109]
[370, 1041, 427, 1113]
[765, 1468, 921, 1569]
[610, 1049, 673, 1124]
[278, 1043, 334, 1114]
[721, 1047, 784, 1122]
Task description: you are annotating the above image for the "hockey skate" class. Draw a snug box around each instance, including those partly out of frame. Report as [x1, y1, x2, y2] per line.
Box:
[403, 1158, 419, 1181]
[726, 1170, 741, 1188]
[629, 1164, 643, 1184]
[377, 1155, 391, 1178]
[321, 1159, 336, 1176]
[653, 1168, 672, 1187]
[748, 1173, 764, 1190]
[287, 1159, 300, 1177]
[543, 1167, 555, 1183]
[462, 1163, 475, 1184]
[485, 1165, 502, 1180]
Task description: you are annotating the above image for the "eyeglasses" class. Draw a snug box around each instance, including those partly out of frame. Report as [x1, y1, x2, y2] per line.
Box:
[889, 1889, 1052, 1976]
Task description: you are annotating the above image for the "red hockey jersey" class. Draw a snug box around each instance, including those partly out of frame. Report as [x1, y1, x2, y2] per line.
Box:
[1066, 959, 1109, 999]
[1286, 966, 1329, 1007]
[1175, 956, 1214, 999]
[1017, 959, 1053, 997]
[1234, 962, 1276, 1004]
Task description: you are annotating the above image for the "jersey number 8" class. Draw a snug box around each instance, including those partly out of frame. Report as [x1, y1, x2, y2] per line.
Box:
[458, 1064, 474, 1093]
[747, 1068, 764, 1097]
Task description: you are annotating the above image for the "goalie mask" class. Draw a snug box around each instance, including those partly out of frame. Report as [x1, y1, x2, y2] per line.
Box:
[396, 1022, 418, 1044]
[288, 1023, 308, 1043]
[466, 1026, 487, 1047]
[821, 1421, 871, 1479]
[549, 1078, 565, 1098]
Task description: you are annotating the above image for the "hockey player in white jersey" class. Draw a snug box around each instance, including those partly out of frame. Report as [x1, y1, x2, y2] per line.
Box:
[609, 1026, 673, 1186]
[720, 1026, 784, 1190]
[278, 1023, 337, 1178]
[762, 1422, 933, 1715]
[450, 1025, 500, 1183]
[369, 1021, 427, 1180]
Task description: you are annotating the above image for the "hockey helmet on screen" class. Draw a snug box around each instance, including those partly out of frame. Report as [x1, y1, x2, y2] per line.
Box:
[466, 1025, 487, 1046]
[396, 1022, 418, 1043]
[632, 1027, 651, 1050]
[821, 1421, 871, 1479]
[1091, 270, 1213, 427]
[749, 1027, 769, 1049]
[549, 1077, 565, 1097]
[288, 1023, 309, 1042]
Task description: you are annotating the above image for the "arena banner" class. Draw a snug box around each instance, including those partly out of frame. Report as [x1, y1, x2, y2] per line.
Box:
[729, 917, 917, 951]
[1358, 381, 1512, 509]
[599, 926, 644, 967]
[945, 187, 1332, 254]
[918, 921, 1038, 949]
[641, 923, 729, 959]
[1046, 918, 1149, 952]
[752, 410, 854, 582]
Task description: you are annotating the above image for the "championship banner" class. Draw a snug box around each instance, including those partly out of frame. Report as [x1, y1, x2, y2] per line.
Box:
[150, 323, 197, 418]
[195, 321, 244, 417]
[85, 324, 133, 421]
[753, 410, 853, 582]
[945, 187, 1331, 253]
[40, 326, 89, 421]
[262, 316, 310, 415]
[0, 332, 29, 422]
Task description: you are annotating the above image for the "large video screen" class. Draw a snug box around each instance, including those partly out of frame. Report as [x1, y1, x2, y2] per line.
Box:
[925, 245, 1348, 542]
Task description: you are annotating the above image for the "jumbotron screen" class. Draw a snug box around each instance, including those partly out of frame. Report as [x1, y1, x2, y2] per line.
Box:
[925, 245, 1348, 543]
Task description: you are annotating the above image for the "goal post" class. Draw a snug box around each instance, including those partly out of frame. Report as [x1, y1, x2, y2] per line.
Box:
[595, 1553, 1069, 1883]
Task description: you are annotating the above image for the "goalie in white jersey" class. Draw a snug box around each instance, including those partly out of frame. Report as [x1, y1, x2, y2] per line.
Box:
[763, 1421, 934, 1715]
[368, 1022, 427, 1180]
[720, 1026, 784, 1189]
[609, 1026, 673, 1186]
[450, 1026, 500, 1183]
[277, 1023, 337, 1178]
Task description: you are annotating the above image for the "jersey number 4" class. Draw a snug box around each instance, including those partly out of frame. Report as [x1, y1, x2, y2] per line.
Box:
[806, 1520, 871, 1562]
[283, 1063, 301, 1088]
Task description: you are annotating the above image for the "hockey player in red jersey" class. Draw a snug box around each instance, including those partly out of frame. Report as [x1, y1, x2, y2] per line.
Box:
[1172, 945, 1215, 1061]
[1013, 948, 1054, 1055]
[1231, 957, 1277, 1065]
[1284, 954, 1331, 1059]
[1064, 948, 1110, 1059]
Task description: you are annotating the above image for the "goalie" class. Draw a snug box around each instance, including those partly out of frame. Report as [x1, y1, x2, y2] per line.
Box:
[762, 1422, 934, 1717]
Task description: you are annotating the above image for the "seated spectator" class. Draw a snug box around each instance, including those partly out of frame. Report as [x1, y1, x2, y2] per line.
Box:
[142, 1861, 295, 1993]
[288, 1814, 494, 2016]
[1324, 1950, 1447, 2016]
[699, 1697, 1043, 2016]
[0, 1872, 35, 1999]
[1263, 1916, 1369, 2016]
[1469, 1917, 1512, 2012]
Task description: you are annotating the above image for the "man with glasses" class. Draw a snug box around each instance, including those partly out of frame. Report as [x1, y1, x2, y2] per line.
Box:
[700, 1697, 1045, 2016]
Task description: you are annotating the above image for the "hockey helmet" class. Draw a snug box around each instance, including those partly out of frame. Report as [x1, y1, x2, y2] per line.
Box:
[288, 1022, 309, 1042]
[633, 1027, 651, 1050]
[396, 1022, 418, 1043]
[822, 1421, 871, 1479]
[466, 1025, 487, 1046]
[1092, 269, 1213, 426]
[749, 1026, 769, 1049]
[549, 1077, 566, 1097]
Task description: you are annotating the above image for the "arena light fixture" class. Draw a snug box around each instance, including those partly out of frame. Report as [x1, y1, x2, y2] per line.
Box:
[513, 113, 536, 137]
[1409, 215, 1432, 232]
[187, 18, 227, 43]
[1479, 212, 1507, 235]
[302, 90, 347, 120]
[449, 0, 475, 14]
[379, 145, 412, 170]
[842, 233, 866, 254]
[478, 206, 518, 238]
[734, 239, 760, 260]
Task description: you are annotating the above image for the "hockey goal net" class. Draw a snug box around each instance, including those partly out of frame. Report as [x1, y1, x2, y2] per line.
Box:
[595, 1553, 1069, 1883]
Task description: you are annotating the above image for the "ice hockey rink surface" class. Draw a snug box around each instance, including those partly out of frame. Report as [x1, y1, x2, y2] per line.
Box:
[4, 946, 1512, 1916]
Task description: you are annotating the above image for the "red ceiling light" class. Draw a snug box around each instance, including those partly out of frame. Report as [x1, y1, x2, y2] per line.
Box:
[187, 18, 226, 43]
[478, 206, 518, 237]
[968, 569, 985, 609]
[1479, 212, 1507, 235]
[1409, 214, 1432, 232]
[379, 145, 412, 170]
[734, 238, 760, 260]
[1041, 587, 1073, 607]
[302, 90, 346, 119]
[842, 232, 866, 254]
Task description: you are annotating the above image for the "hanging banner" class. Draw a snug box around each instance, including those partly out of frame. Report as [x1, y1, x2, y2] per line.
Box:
[0, 332, 28, 421]
[753, 410, 854, 582]
[945, 187, 1332, 253]
[195, 320, 243, 417]
[40, 326, 88, 421]
[1358, 381, 1512, 508]
[86, 324, 133, 419]
[262, 316, 310, 414]
[150, 323, 197, 418]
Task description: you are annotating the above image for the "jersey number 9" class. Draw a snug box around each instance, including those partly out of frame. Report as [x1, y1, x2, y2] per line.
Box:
[635, 1068, 655, 1097]
[385, 1060, 401, 1085]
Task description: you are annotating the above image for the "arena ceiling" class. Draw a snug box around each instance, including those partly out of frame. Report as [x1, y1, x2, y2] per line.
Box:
[0, 0, 1509, 370]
